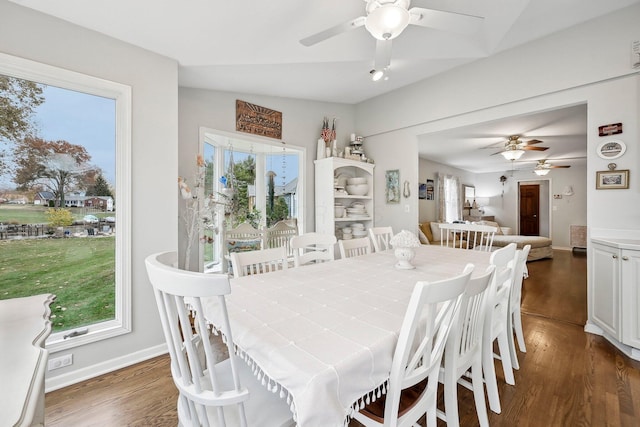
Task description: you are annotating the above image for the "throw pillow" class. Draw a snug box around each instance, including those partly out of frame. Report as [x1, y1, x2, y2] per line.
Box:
[226, 238, 262, 253]
[419, 222, 434, 242]
[430, 222, 443, 241]
[418, 228, 430, 245]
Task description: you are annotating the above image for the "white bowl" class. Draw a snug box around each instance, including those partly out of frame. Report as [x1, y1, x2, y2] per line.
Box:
[334, 206, 345, 217]
[347, 177, 367, 185]
[352, 230, 368, 237]
[351, 223, 365, 229]
[346, 184, 369, 196]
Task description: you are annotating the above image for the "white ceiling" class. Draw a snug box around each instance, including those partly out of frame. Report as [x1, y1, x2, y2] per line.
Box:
[10, 0, 633, 173]
[417, 104, 588, 174]
[9, 0, 639, 104]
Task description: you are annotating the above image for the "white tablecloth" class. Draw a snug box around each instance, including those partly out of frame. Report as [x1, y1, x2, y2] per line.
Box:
[203, 245, 491, 427]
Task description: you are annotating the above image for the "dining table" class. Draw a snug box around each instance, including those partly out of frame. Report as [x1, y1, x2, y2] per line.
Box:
[202, 244, 492, 427]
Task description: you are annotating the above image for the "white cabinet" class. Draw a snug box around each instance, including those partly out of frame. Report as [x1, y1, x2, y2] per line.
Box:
[591, 242, 620, 338]
[314, 157, 374, 239]
[621, 249, 640, 349]
[590, 239, 640, 351]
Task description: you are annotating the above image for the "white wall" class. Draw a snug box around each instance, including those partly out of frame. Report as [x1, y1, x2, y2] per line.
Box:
[471, 165, 587, 248]
[418, 158, 476, 223]
[178, 87, 357, 249]
[356, 4, 640, 245]
[0, 1, 179, 388]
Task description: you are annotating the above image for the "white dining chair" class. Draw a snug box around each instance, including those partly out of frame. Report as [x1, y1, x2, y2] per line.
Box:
[438, 264, 496, 427]
[144, 251, 295, 427]
[264, 220, 298, 259]
[508, 244, 531, 370]
[290, 232, 337, 267]
[483, 243, 517, 414]
[439, 223, 498, 251]
[231, 246, 289, 277]
[354, 264, 474, 427]
[338, 236, 371, 259]
[368, 226, 394, 252]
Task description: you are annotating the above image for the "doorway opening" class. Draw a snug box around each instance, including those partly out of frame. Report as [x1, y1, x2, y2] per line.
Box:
[517, 180, 550, 237]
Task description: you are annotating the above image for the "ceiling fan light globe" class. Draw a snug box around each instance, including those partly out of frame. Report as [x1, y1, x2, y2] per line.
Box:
[501, 149, 525, 160]
[534, 168, 550, 176]
[370, 69, 385, 81]
[365, 4, 410, 40]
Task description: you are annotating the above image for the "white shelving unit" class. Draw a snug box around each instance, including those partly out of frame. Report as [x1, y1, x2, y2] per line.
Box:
[314, 157, 375, 239]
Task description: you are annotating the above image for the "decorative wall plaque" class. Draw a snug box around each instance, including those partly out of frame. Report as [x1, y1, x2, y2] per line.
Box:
[236, 100, 282, 139]
[598, 123, 622, 136]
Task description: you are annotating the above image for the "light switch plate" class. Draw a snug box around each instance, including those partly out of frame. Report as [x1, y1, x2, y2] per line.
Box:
[632, 40, 640, 70]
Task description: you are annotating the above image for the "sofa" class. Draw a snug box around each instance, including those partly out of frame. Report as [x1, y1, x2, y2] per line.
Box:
[419, 220, 553, 261]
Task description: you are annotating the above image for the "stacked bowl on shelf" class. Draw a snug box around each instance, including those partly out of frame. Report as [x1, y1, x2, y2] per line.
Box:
[351, 223, 367, 238]
[342, 226, 352, 240]
[345, 177, 369, 196]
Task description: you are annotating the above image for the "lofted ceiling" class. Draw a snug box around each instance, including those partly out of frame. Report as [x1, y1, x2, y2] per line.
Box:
[8, 0, 639, 104]
[417, 104, 588, 174]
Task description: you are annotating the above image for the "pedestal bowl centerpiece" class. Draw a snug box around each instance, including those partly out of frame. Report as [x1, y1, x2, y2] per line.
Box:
[389, 230, 421, 270]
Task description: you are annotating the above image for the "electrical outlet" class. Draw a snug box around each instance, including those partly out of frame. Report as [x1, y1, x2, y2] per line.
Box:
[404, 204, 410, 213]
[48, 354, 73, 371]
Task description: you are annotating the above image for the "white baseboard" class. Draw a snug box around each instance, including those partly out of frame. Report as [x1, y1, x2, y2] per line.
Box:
[45, 343, 168, 392]
[584, 321, 640, 362]
[584, 321, 603, 335]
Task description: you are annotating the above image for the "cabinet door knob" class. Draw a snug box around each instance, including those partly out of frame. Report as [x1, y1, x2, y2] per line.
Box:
[612, 255, 618, 259]
[622, 256, 629, 261]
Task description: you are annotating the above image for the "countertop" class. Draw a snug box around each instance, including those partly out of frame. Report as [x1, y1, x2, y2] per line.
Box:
[591, 237, 640, 250]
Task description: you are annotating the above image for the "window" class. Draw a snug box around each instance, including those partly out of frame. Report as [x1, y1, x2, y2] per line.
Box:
[200, 128, 304, 272]
[0, 53, 131, 351]
[437, 173, 462, 223]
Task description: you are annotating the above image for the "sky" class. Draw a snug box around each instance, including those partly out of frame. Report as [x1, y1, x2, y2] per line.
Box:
[33, 85, 116, 186]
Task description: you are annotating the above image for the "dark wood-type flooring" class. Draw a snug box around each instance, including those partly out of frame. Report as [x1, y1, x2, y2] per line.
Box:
[45, 250, 640, 426]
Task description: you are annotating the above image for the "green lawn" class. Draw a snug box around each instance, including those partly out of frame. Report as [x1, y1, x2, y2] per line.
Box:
[0, 204, 112, 224]
[0, 236, 115, 332]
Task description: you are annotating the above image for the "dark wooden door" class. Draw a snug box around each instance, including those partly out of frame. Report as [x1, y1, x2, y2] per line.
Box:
[520, 184, 539, 235]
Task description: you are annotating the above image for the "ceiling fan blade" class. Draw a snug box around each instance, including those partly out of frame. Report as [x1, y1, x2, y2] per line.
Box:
[408, 7, 483, 35]
[374, 39, 392, 71]
[300, 16, 366, 47]
[522, 146, 549, 151]
[525, 139, 544, 145]
[549, 165, 571, 168]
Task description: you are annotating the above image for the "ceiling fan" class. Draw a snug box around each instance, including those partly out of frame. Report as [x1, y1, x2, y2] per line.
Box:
[532, 160, 570, 176]
[490, 135, 549, 160]
[300, 0, 483, 81]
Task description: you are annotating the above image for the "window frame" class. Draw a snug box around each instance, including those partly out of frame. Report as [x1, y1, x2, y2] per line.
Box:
[199, 127, 305, 271]
[0, 52, 132, 352]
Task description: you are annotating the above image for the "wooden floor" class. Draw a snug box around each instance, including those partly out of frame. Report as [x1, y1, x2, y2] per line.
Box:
[45, 250, 640, 426]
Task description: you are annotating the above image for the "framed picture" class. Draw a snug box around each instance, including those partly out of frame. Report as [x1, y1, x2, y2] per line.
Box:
[385, 170, 400, 204]
[596, 169, 629, 189]
[418, 183, 427, 199]
[426, 179, 434, 200]
[596, 140, 626, 160]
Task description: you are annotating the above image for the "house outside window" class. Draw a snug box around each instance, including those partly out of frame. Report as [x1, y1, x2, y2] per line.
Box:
[200, 128, 304, 272]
